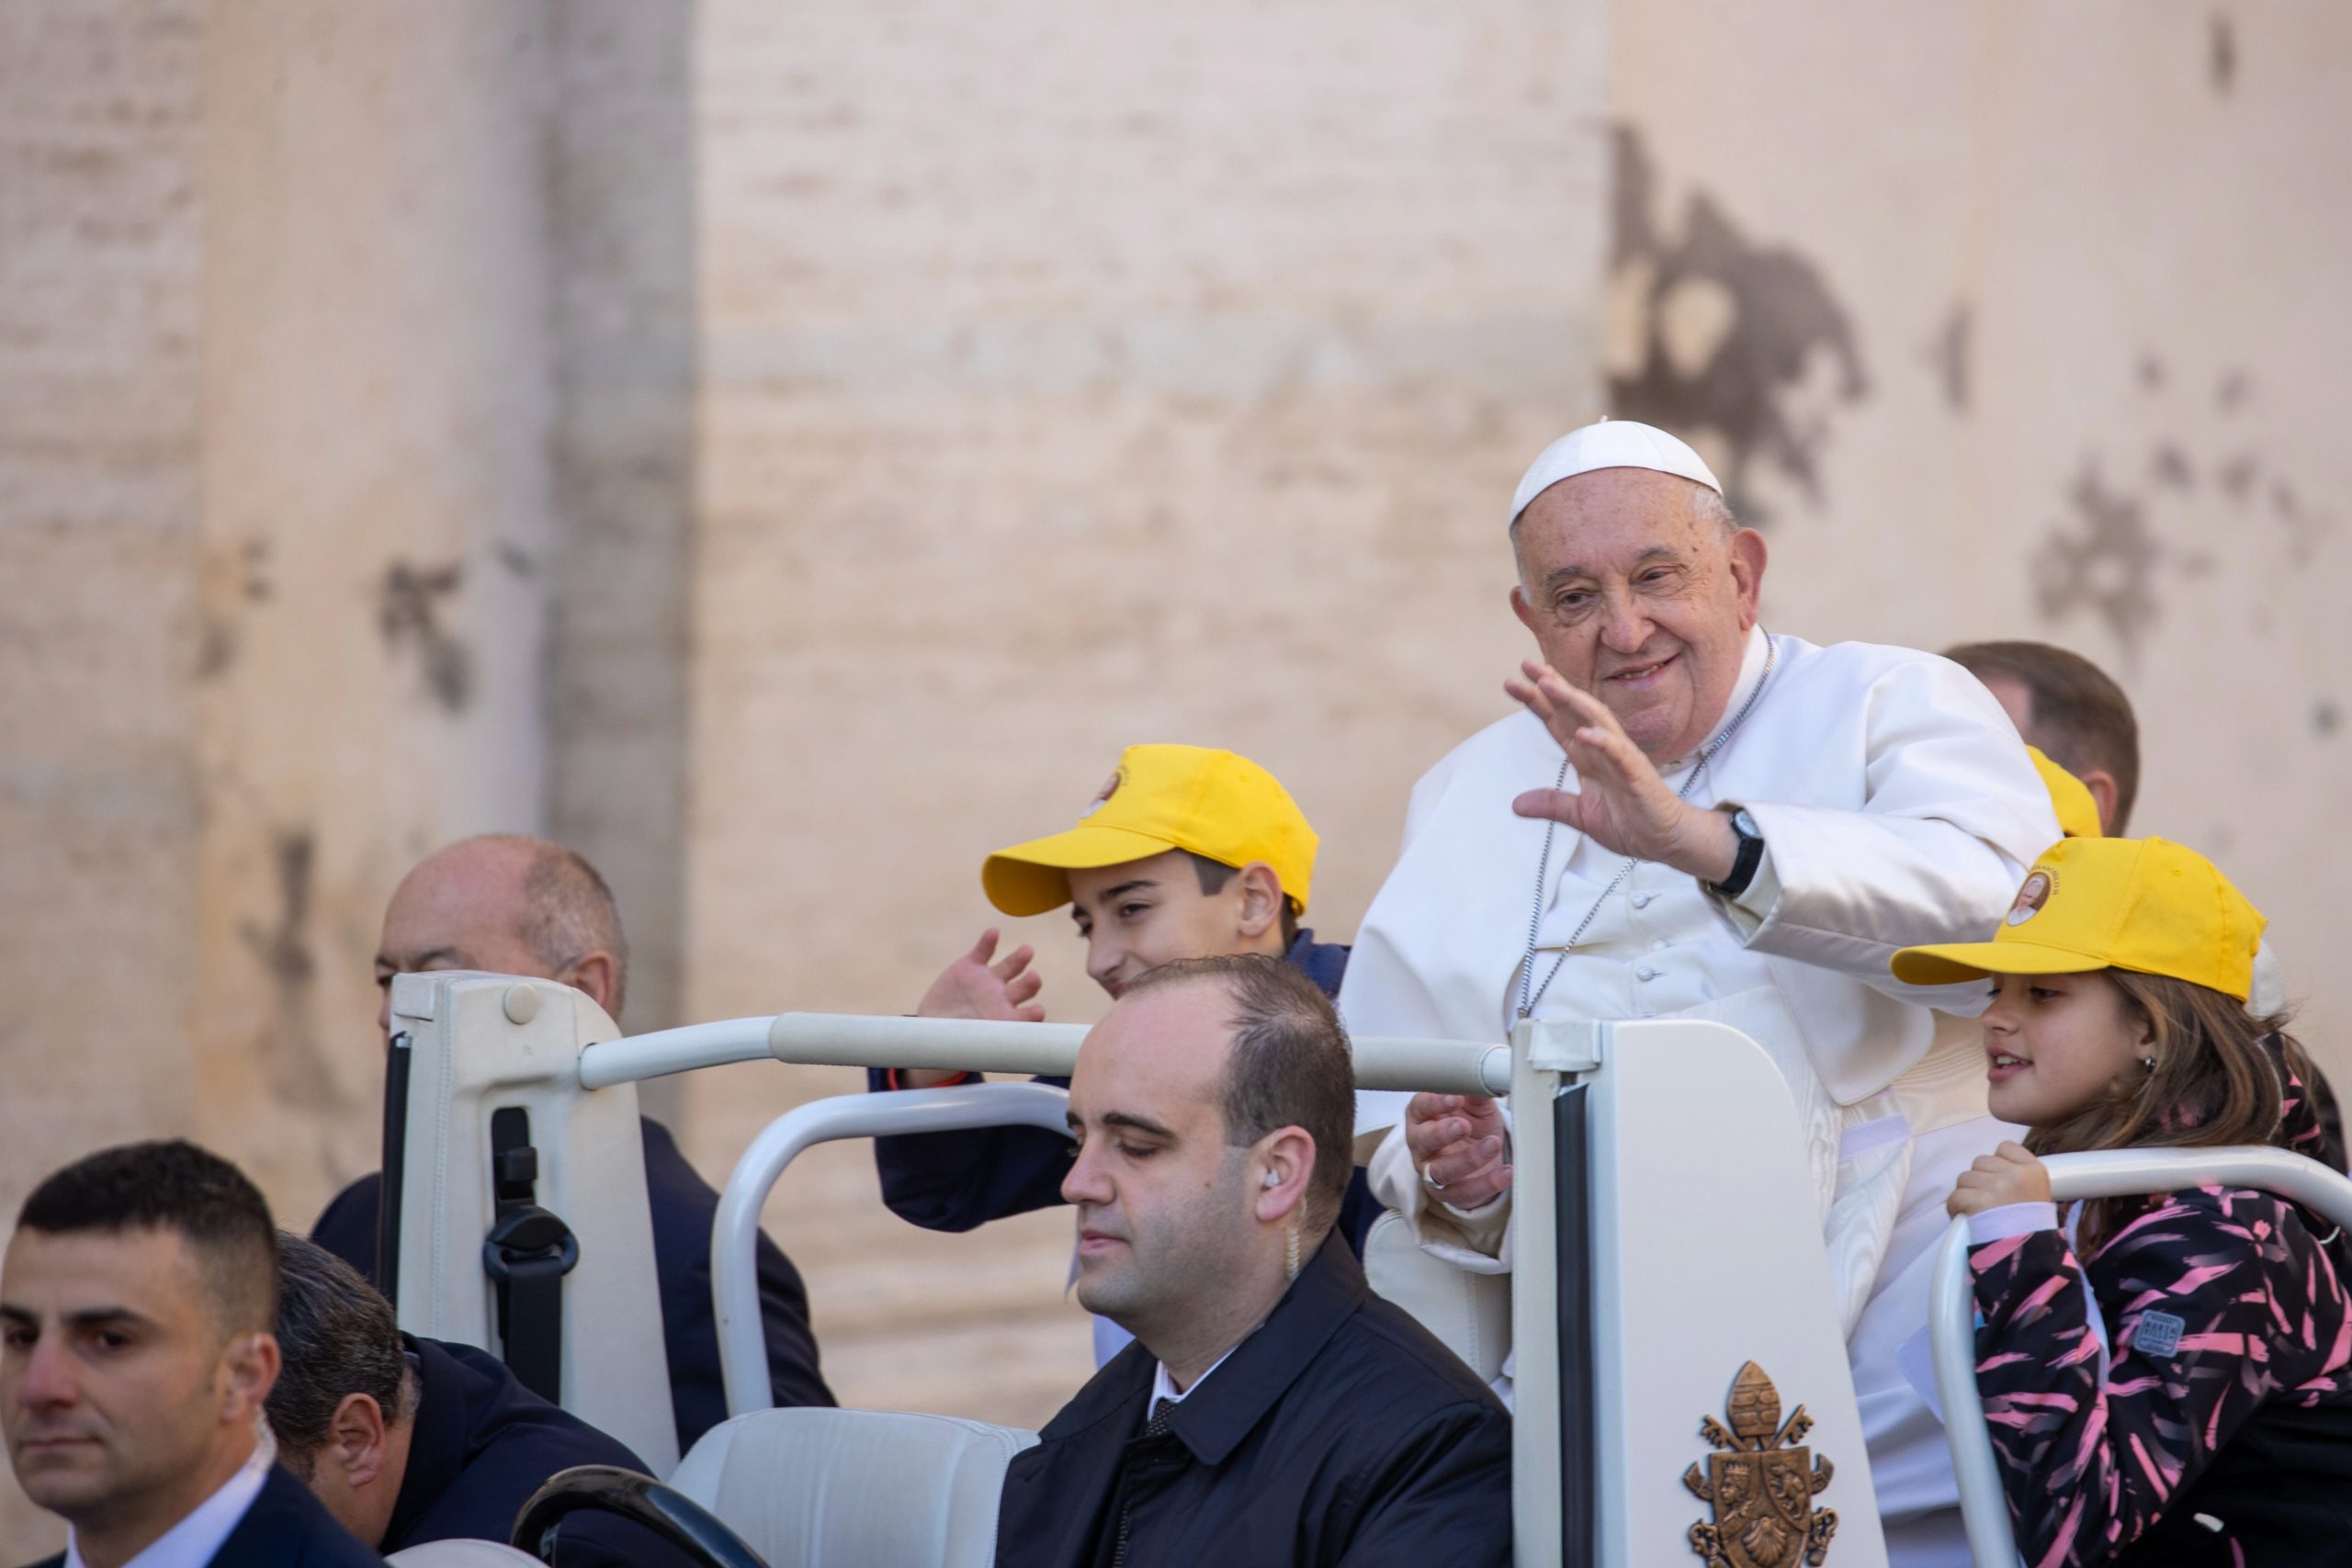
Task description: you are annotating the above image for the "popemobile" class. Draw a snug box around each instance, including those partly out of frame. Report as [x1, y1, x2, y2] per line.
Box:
[360, 969, 2352, 1568]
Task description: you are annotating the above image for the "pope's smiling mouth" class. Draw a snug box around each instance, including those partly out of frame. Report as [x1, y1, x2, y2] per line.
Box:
[1604, 652, 1678, 686]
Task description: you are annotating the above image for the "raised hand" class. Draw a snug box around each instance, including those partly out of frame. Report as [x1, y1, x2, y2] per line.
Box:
[1404, 1092, 1513, 1212]
[897, 929, 1046, 1090]
[1504, 660, 1737, 885]
[918, 928, 1046, 1022]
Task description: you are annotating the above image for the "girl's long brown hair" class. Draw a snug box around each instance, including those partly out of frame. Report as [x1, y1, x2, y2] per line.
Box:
[2023, 969, 2295, 1257]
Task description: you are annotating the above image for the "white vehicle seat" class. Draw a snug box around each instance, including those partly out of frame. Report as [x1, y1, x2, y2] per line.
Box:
[1363, 1209, 1511, 1383]
[386, 1542, 544, 1566]
[670, 1407, 1039, 1568]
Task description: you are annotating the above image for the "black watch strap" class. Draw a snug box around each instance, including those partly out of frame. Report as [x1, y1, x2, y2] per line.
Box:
[1706, 807, 1765, 899]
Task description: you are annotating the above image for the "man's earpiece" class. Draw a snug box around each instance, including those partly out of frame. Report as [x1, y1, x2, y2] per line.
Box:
[1263, 1168, 1280, 1189]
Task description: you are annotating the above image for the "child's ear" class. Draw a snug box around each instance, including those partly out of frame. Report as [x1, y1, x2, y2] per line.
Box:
[1233, 863, 1283, 942]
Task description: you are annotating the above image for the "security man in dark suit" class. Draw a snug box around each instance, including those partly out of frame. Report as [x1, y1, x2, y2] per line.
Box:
[997, 957, 1511, 1568]
[311, 835, 831, 1453]
[3, 1141, 386, 1568]
[266, 1235, 694, 1568]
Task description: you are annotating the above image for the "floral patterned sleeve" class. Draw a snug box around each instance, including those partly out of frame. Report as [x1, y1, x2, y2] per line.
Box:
[1967, 1188, 2352, 1567]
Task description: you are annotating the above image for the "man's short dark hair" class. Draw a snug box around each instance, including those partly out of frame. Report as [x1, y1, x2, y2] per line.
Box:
[469, 834, 630, 1018]
[16, 1140, 278, 1336]
[266, 1235, 410, 1477]
[1182, 852, 1302, 948]
[1124, 954, 1355, 1235]
[1945, 639, 2142, 832]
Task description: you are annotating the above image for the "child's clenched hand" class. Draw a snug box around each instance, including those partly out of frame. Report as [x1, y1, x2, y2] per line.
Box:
[1946, 1140, 2052, 1218]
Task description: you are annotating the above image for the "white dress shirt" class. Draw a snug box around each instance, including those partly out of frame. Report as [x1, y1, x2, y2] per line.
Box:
[1150, 1339, 1243, 1411]
[66, 1427, 277, 1568]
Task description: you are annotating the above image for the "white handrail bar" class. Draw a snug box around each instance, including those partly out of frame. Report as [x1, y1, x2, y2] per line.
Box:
[582, 1011, 1511, 1096]
[1930, 1145, 2352, 1567]
[712, 1083, 1077, 1416]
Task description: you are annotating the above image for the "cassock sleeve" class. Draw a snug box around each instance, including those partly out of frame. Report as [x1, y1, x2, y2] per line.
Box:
[1715, 653, 2056, 1004]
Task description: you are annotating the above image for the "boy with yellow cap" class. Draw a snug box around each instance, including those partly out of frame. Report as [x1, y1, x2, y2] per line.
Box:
[869, 745, 1379, 1270]
[1892, 837, 2352, 1565]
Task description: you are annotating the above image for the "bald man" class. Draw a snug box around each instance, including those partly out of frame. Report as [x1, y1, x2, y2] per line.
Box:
[311, 836, 831, 1455]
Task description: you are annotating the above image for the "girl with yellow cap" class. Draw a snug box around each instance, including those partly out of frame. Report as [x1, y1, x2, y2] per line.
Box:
[1891, 837, 2352, 1566]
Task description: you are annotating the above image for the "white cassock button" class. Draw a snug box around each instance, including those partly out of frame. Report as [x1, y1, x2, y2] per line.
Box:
[1635, 965, 1659, 982]
[1632, 892, 1654, 909]
[1650, 939, 1668, 953]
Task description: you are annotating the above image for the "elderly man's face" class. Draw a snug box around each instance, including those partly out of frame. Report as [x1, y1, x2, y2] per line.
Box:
[1060, 982, 1266, 1343]
[1510, 468, 1766, 762]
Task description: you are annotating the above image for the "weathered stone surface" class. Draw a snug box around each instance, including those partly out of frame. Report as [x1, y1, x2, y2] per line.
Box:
[1, 5, 205, 1552]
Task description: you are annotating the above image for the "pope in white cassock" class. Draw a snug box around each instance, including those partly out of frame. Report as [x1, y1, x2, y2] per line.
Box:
[1341, 420, 2061, 1568]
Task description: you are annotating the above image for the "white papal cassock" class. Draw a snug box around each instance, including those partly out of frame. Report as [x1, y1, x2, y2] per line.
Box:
[1343, 624, 2060, 1568]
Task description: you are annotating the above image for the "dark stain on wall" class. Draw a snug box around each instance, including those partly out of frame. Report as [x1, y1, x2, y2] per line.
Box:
[2211, 14, 2237, 96]
[1607, 126, 1869, 522]
[2033, 362, 2331, 661]
[1928, 303, 1971, 413]
[237, 828, 341, 1112]
[377, 560, 473, 714]
[2036, 461, 2164, 654]
[195, 539, 274, 680]
[2150, 443, 2195, 491]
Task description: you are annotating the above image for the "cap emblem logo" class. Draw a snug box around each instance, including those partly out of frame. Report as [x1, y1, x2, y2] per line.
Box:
[1080, 769, 1124, 818]
[2006, 871, 2054, 928]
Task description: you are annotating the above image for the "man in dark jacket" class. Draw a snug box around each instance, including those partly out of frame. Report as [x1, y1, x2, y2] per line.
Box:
[312, 834, 831, 1451]
[266, 1235, 693, 1568]
[870, 745, 1380, 1283]
[997, 956, 1511, 1568]
[4, 1142, 386, 1568]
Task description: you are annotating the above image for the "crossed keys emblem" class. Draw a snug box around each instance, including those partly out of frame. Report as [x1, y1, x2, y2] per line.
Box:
[1683, 1361, 1838, 1568]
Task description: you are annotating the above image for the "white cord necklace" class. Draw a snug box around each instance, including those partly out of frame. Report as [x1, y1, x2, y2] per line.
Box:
[1514, 637, 1779, 1021]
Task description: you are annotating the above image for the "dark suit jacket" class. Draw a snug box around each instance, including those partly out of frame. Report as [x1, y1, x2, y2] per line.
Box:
[996, 1235, 1512, 1568]
[869, 932, 1383, 1255]
[20, 1460, 387, 1567]
[385, 1336, 696, 1568]
[313, 1115, 831, 1454]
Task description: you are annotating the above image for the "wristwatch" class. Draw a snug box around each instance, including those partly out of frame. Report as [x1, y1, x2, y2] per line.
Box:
[1706, 807, 1765, 899]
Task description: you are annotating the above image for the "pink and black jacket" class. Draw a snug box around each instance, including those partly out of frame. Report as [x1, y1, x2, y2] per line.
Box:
[1966, 1044, 2352, 1565]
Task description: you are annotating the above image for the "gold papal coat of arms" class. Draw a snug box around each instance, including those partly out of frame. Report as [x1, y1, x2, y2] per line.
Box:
[1682, 1360, 1838, 1568]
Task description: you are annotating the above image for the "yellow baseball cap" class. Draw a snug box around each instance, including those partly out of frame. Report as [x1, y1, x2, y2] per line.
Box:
[979, 745, 1318, 918]
[1890, 837, 2266, 1001]
[2029, 746, 2103, 840]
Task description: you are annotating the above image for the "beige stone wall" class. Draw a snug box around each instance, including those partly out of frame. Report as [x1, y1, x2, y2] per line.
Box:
[188, 0, 565, 1210]
[0, 0, 202, 1179]
[3, 3, 571, 1553]
[1, 5, 205, 1555]
[682, 0, 1609, 1427]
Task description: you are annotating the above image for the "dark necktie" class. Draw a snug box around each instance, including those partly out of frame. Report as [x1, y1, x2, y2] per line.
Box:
[1112, 1398, 1180, 1567]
